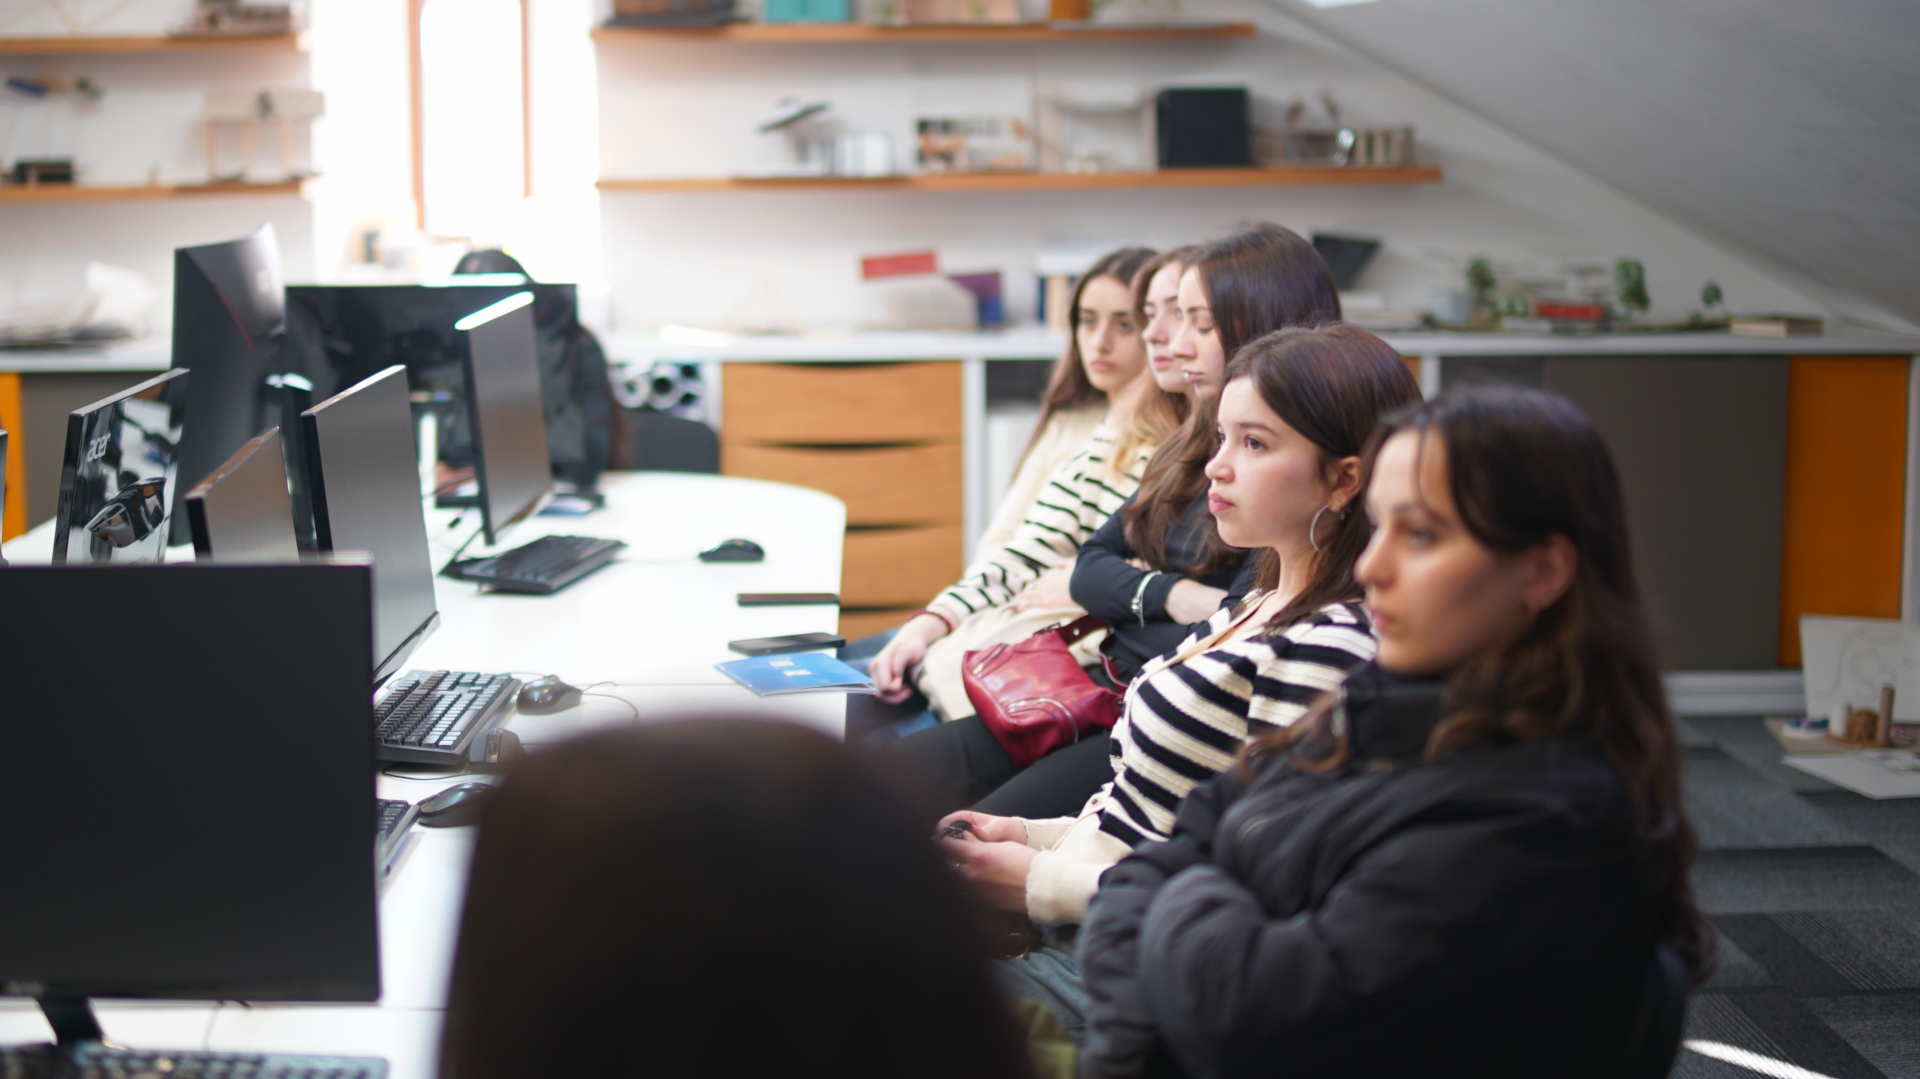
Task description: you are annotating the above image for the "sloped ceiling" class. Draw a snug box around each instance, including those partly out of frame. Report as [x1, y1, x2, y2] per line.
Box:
[1272, 0, 1920, 330]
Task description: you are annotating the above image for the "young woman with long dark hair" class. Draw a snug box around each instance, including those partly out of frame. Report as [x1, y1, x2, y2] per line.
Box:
[934, 324, 1421, 1042]
[1078, 386, 1713, 1078]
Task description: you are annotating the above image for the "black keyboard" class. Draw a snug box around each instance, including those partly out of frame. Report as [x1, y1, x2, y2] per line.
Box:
[444, 534, 627, 594]
[372, 670, 519, 766]
[375, 798, 417, 875]
[0, 1045, 386, 1078]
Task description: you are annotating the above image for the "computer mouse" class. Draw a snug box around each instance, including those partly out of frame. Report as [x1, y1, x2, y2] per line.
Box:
[517, 675, 583, 715]
[416, 782, 497, 828]
[699, 538, 765, 563]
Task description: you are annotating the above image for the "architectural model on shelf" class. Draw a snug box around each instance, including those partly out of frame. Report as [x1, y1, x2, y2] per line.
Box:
[598, 165, 1443, 192]
[591, 21, 1256, 43]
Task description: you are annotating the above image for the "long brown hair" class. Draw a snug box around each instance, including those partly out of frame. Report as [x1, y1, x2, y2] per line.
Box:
[1258, 387, 1713, 982]
[1017, 246, 1158, 469]
[1226, 325, 1422, 632]
[1123, 224, 1342, 573]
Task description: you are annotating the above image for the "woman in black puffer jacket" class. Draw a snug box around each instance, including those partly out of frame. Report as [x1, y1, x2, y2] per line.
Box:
[1078, 387, 1714, 1079]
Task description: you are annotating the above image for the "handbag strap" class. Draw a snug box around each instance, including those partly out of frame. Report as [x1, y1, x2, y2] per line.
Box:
[1054, 614, 1108, 645]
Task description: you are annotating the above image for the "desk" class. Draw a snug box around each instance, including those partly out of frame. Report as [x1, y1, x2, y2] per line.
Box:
[0, 470, 848, 1076]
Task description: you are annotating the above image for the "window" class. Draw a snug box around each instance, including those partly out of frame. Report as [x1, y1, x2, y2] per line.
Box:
[410, 0, 530, 235]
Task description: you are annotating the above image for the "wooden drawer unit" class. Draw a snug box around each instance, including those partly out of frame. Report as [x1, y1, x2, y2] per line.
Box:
[721, 442, 962, 526]
[842, 524, 966, 608]
[721, 360, 966, 635]
[722, 361, 962, 444]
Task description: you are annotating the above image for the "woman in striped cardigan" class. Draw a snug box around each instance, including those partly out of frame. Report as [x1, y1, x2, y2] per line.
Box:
[936, 324, 1424, 1042]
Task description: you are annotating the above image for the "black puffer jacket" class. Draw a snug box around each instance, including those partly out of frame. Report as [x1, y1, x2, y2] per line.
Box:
[1078, 664, 1658, 1079]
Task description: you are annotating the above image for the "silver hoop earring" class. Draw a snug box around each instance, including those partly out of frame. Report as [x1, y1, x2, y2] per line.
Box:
[1309, 504, 1332, 555]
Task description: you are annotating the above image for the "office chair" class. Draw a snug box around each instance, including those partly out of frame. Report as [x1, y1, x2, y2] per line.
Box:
[623, 410, 720, 474]
[1572, 944, 1688, 1079]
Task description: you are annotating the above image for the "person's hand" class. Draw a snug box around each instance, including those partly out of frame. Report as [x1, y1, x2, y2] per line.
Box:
[941, 835, 1041, 914]
[1164, 579, 1229, 625]
[1011, 566, 1075, 613]
[866, 613, 949, 703]
[937, 810, 1028, 846]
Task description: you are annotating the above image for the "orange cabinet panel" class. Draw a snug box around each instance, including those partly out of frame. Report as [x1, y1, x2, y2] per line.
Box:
[1778, 356, 1909, 665]
[841, 524, 966, 608]
[722, 442, 962, 526]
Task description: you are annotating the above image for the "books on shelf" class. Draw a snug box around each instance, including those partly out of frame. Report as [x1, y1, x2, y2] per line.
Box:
[1730, 314, 1824, 338]
[716, 653, 875, 696]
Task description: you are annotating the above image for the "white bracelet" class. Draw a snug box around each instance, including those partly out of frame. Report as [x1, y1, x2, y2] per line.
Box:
[1130, 571, 1161, 626]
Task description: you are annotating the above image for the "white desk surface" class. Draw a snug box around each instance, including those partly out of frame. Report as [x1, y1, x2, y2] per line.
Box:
[0, 470, 849, 1075]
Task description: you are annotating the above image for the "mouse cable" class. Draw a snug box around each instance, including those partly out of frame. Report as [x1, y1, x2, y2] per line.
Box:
[203, 1000, 251, 1052]
[578, 682, 643, 726]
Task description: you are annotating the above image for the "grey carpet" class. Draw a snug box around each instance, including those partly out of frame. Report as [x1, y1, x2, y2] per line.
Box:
[1677, 716, 1920, 1078]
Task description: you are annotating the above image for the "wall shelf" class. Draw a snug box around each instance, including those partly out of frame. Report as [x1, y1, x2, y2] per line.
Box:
[598, 166, 1442, 193]
[0, 33, 306, 55]
[0, 180, 310, 203]
[591, 21, 1255, 44]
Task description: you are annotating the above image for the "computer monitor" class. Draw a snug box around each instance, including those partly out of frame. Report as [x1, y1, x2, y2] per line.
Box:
[280, 283, 579, 503]
[169, 224, 288, 545]
[302, 365, 440, 683]
[458, 292, 552, 545]
[52, 369, 190, 566]
[0, 561, 381, 1031]
[186, 427, 302, 563]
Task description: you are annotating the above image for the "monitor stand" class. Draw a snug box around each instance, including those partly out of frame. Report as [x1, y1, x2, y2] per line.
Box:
[31, 996, 105, 1064]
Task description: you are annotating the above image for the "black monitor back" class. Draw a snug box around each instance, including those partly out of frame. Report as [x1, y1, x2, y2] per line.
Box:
[170, 224, 288, 545]
[460, 295, 551, 545]
[0, 561, 381, 1002]
[1, 426, 9, 566]
[52, 369, 190, 566]
[186, 427, 302, 564]
[302, 365, 440, 683]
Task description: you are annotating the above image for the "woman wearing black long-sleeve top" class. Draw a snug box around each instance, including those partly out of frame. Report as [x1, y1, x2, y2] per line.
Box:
[1070, 499, 1256, 684]
[1079, 388, 1714, 1079]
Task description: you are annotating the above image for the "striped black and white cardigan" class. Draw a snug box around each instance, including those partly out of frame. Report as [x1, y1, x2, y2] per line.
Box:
[1098, 597, 1375, 846]
[930, 424, 1153, 619]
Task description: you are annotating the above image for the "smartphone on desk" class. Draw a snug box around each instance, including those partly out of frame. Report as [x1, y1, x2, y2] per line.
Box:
[727, 632, 848, 657]
[737, 593, 839, 607]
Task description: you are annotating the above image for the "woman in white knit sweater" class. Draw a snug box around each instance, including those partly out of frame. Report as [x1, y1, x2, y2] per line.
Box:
[936, 323, 1424, 1041]
[854, 248, 1187, 725]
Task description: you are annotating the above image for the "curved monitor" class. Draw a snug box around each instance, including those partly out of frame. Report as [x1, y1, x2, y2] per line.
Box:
[458, 292, 551, 545]
[302, 366, 440, 684]
[170, 224, 287, 545]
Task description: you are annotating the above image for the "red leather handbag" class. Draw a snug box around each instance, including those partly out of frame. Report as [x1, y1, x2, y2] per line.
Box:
[961, 616, 1124, 770]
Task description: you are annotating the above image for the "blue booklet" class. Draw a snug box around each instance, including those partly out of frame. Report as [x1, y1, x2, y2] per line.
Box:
[715, 653, 877, 696]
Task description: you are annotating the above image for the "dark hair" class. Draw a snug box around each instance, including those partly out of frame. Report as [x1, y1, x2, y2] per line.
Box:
[1018, 246, 1158, 468]
[1225, 324, 1422, 631]
[439, 720, 1036, 1079]
[453, 248, 527, 276]
[1258, 387, 1713, 982]
[1123, 224, 1342, 573]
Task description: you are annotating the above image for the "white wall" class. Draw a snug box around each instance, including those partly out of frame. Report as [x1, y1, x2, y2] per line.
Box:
[593, 0, 1823, 333]
[0, 0, 315, 328]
